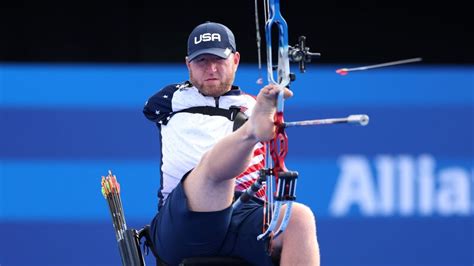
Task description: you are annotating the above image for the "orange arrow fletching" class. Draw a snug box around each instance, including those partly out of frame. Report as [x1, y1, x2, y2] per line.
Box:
[110, 174, 120, 193]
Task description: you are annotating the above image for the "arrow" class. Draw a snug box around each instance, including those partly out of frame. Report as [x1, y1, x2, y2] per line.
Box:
[336, 57, 422, 75]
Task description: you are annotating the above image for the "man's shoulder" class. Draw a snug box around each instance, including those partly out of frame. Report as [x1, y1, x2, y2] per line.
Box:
[150, 81, 193, 99]
[143, 81, 193, 123]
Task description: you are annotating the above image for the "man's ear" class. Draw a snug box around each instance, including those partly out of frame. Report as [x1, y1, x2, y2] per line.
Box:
[185, 56, 191, 70]
[233, 52, 240, 65]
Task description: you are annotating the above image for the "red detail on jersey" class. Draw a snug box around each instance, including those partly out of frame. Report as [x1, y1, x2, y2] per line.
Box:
[234, 142, 267, 200]
[236, 144, 265, 177]
[255, 186, 266, 198]
[236, 161, 264, 178]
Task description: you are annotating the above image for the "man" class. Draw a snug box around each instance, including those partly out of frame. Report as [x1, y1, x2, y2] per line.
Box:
[144, 22, 320, 265]
[144, 21, 266, 209]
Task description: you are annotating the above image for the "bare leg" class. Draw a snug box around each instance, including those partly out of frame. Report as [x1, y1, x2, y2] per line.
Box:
[271, 203, 320, 265]
[183, 85, 290, 211]
[181, 84, 320, 264]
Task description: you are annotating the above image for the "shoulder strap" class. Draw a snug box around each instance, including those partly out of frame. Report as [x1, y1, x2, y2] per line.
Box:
[174, 106, 248, 131]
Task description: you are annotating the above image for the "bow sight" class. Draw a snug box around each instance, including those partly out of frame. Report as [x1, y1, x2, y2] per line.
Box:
[272, 36, 320, 82]
[289, 36, 321, 73]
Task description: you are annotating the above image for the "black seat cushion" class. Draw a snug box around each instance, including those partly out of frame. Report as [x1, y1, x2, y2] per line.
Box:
[180, 256, 251, 266]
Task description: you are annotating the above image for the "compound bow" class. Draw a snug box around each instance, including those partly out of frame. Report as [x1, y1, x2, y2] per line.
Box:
[233, 0, 369, 246]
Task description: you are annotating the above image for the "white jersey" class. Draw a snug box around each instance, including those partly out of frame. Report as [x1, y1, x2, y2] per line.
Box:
[144, 81, 266, 208]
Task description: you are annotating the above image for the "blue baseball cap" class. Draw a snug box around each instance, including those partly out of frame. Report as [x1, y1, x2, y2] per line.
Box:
[187, 22, 236, 62]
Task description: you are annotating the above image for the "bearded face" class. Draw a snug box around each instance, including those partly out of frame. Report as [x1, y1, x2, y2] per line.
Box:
[187, 53, 240, 97]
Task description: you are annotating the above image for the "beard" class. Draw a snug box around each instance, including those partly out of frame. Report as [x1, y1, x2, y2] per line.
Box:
[189, 69, 236, 97]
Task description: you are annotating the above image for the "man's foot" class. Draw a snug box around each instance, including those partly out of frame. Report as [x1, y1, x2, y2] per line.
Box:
[249, 85, 293, 142]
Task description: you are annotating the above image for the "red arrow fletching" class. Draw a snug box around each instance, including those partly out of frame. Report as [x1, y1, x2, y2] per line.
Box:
[336, 68, 348, 75]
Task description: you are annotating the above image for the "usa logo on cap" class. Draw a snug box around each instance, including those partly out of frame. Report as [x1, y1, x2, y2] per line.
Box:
[187, 22, 236, 62]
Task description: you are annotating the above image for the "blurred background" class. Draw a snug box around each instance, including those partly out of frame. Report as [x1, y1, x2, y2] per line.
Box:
[0, 1, 472, 265]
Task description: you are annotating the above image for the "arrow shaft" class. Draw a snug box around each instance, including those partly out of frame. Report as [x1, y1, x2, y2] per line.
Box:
[347, 57, 422, 72]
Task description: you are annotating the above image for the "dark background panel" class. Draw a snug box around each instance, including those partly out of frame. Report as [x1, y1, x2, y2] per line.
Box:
[1, 0, 472, 63]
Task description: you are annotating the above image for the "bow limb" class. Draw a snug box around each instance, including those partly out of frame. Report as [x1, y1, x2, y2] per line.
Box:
[265, 0, 290, 88]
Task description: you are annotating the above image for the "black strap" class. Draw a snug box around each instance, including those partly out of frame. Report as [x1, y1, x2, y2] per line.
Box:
[174, 106, 248, 131]
[174, 106, 237, 120]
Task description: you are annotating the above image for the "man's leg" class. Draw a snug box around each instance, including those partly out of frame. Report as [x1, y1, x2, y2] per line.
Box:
[151, 180, 236, 265]
[183, 85, 290, 212]
[178, 84, 321, 264]
[271, 203, 320, 265]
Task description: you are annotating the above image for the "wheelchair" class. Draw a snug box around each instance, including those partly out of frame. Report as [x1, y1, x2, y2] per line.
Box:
[119, 225, 252, 266]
